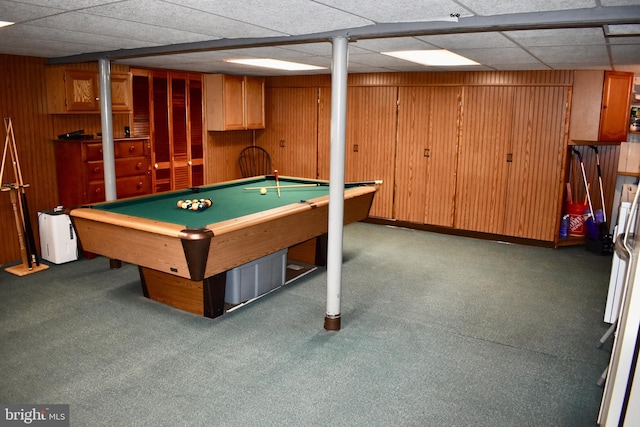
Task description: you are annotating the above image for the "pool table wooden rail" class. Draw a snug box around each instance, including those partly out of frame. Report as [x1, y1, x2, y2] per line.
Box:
[70, 185, 376, 282]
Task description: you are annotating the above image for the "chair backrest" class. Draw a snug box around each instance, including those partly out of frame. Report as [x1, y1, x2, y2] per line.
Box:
[238, 146, 272, 178]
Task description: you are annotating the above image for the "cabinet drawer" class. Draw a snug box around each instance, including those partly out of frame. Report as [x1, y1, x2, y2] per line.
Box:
[115, 140, 145, 158]
[117, 175, 150, 198]
[87, 175, 150, 203]
[85, 143, 104, 161]
[116, 157, 148, 177]
[87, 181, 106, 203]
[86, 157, 148, 181]
[86, 160, 104, 181]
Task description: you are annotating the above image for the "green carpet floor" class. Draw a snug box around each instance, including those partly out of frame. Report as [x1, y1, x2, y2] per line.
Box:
[0, 223, 613, 426]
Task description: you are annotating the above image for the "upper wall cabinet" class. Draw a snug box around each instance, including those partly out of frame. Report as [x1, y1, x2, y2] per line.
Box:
[569, 70, 633, 143]
[204, 74, 265, 131]
[45, 68, 132, 114]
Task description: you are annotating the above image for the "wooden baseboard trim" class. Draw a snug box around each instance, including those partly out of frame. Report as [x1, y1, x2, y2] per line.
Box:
[362, 217, 556, 249]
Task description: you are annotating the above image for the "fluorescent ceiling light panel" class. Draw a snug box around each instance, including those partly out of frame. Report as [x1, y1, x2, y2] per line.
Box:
[382, 49, 479, 66]
[0, 21, 15, 28]
[225, 58, 325, 71]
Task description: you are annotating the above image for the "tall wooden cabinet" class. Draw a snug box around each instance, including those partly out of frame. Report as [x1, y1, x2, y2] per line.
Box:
[132, 69, 204, 192]
[345, 86, 397, 219]
[455, 86, 569, 240]
[395, 86, 461, 227]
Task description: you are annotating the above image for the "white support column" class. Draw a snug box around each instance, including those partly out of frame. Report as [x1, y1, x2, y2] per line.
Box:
[98, 58, 117, 201]
[324, 36, 349, 331]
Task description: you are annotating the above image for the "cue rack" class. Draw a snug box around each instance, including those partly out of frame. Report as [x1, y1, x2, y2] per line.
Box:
[1, 117, 48, 276]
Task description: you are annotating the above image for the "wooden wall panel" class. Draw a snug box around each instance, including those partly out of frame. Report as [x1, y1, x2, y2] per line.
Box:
[568, 145, 620, 224]
[205, 131, 253, 183]
[256, 87, 318, 178]
[1, 55, 56, 265]
[267, 70, 573, 89]
[464, 70, 573, 86]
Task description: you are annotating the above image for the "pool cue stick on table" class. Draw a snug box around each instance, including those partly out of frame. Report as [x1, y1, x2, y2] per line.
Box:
[244, 183, 320, 190]
[244, 179, 383, 191]
[274, 169, 281, 198]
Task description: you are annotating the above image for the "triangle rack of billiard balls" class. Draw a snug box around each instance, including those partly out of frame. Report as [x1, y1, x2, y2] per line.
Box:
[177, 198, 213, 211]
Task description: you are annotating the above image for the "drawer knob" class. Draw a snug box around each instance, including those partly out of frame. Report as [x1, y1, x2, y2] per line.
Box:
[188, 160, 192, 166]
[129, 146, 135, 152]
[95, 187, 102, 194]
[136, 162, 142, 169]
[154, 163, 158, 169]
[94, 167, 101, 172]
[137, 181, 143, 189]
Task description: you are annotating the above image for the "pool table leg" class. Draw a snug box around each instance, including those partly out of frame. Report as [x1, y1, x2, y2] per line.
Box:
[203, 272, 226, 318]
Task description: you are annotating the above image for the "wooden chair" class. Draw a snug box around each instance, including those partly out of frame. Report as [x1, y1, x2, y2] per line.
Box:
[238, 146, 272, 178]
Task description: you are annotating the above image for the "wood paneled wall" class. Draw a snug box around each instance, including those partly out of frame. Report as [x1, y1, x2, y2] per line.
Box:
[0, 55, 131, 266]
[1, 55, 56, 266]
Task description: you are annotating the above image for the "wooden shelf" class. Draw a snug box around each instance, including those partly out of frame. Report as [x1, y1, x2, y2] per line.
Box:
[569, 140, 622, 146]
[557, 236, 586, 247]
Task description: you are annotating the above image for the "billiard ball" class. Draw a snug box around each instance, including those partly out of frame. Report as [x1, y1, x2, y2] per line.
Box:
[177, 200, 184, 207]
[260, 188, 267, 195]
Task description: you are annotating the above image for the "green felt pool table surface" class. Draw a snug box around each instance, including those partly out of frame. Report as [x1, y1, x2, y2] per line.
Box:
[93, 176, 333, 228]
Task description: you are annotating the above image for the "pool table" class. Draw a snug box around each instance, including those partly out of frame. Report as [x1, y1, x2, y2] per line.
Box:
[70, 175, 377, 318]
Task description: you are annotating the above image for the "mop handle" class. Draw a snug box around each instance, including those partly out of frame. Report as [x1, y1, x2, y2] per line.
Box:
[571, 148, 595, 219]
[589, 146, 607, 224]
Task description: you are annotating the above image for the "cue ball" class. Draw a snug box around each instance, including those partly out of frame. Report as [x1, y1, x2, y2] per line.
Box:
[260, 188, 267, 195]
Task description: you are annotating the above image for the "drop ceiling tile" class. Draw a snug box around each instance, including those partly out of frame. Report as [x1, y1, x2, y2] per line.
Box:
[454, 47, 540, 64]
[457, 0, 597, 15]
[601, 0, 640, 5]
[27, 11, 215, 45]
[611, 44, 640, 63]
[418, 32, 517, 49]
[0, 1, 65, 22]
[350, 37, 438, 53]
[167, 0, 374, 35]
[78, 0, 284, 38]
[504, 28, 605, 46]
[3, 24, 155, 50]
[607, 24, 640, 35]
[528, 44, 610, 63]
[490, 62, 552, 70]
[11, 0, 123, 9]
[314, 0, 473, 22]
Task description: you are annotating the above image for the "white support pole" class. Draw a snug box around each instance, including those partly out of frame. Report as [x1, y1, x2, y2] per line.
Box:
[324, 36, 349, 331]
[98, 58, 117, 201]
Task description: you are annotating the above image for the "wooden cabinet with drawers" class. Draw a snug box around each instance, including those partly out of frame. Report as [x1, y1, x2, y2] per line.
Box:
[54, 137, 151, 208]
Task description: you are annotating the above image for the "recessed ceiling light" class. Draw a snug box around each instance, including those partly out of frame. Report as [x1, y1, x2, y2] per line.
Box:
[224, 58, 326, 71]
[382, 50, 479, 66]
[0, 21, 15, 28]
